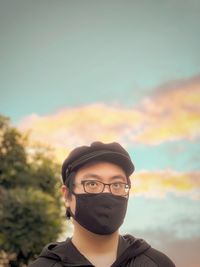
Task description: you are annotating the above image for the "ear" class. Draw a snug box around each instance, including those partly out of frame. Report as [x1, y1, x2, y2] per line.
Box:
[61, 185, 71, 208]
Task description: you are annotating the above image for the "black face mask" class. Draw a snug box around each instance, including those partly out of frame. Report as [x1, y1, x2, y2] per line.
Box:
[67, 193, 128, 235]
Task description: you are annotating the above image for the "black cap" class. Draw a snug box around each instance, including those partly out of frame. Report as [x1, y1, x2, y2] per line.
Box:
[61, 141, 134, 185]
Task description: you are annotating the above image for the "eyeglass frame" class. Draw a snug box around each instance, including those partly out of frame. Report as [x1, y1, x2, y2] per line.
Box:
[75, 180, 131, 196]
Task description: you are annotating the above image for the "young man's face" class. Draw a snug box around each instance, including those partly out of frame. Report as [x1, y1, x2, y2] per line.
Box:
[62, 161, 128, 218]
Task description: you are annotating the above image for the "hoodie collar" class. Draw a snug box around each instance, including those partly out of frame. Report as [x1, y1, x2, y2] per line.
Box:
[39, 235, 150, 266]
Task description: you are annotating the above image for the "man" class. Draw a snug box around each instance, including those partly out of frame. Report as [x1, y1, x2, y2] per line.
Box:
[30, 141, 176, 267]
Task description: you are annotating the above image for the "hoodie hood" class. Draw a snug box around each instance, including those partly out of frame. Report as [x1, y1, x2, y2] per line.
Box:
[37, 235, 150, 267]
[38, 239, 91, 266]
[112, 235, 151, 267]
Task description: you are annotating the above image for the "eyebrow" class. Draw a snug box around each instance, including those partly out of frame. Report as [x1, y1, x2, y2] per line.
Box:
[82, 174, 127, 182]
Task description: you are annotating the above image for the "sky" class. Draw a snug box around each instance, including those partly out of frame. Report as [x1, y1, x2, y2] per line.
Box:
[1, 1, 200, 266]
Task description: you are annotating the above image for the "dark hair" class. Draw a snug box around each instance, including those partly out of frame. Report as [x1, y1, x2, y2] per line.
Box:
[64, 172, 76, 220]
[64, 171, 76, 197]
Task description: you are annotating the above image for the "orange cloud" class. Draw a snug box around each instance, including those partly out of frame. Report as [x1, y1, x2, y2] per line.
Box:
[136, 77, 200, 144]
[19, 104, 143, 161]
[130, 170, 200, 199]
[18, 76, 200, 162]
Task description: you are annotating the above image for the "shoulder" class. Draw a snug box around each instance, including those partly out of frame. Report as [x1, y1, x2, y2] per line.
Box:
[28, 257, 62, 267]
[28, 240, 70, 267]
[143, 247, 176, 267]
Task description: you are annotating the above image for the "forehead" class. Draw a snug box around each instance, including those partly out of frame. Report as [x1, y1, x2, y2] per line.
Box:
[75, 161, 127, 182]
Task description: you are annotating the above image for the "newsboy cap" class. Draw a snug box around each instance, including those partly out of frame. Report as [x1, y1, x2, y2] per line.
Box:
[61, 141, 134, 184]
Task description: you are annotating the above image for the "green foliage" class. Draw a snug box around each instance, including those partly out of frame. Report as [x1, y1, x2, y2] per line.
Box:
[0, 115, 63, 266]
[0, 188, 62, 264]
[0, 116, 28, 189]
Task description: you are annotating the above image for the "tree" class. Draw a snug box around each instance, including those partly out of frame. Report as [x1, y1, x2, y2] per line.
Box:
[0, 115, 63, 266]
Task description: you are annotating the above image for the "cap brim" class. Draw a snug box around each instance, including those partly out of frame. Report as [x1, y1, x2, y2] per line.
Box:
[72, 151, 135, 176]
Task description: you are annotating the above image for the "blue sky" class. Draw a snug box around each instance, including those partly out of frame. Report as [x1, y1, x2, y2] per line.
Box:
[1, 0, 200, 122]
[1, 1, 200, 266]
[130, 140, 200, 172]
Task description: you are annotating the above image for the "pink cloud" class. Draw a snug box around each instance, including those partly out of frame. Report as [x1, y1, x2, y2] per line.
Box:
[136, 76, 200, 144]
[18, 76, 200, 162]
[133, 229, 200, 267]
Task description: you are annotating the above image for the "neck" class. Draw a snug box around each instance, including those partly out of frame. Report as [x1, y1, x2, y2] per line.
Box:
[72, 221, 120, 254]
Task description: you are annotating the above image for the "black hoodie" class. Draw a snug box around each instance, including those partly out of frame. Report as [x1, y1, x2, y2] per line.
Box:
[29, 235, 176, 267]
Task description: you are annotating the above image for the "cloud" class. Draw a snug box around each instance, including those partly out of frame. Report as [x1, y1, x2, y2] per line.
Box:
[165, 237, 200, 267]
[18, 76, 200, 162]
[136, 76, 200, 144]
[18, 104, 142, 161]
[128, 229, 200, 267]
[130, 170, 200, 199]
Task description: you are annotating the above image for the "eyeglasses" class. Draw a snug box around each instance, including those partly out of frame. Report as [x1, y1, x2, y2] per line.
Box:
[80, 180, 130, 196]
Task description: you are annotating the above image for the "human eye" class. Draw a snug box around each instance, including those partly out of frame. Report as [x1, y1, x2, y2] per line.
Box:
[85, 180, 99, 188]
[112, 182, 123, 189]
[86, 180, 98, 186]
